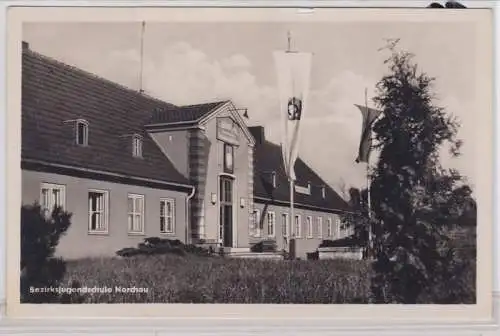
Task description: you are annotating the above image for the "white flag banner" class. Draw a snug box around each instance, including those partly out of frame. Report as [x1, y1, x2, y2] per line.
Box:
[273, 50, 312, 181]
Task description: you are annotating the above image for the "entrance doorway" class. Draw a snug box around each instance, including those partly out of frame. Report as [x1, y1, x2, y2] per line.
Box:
[219, 176, 234, 247]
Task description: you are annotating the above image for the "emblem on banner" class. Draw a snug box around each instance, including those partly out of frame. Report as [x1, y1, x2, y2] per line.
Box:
[287, 97, 302, 121]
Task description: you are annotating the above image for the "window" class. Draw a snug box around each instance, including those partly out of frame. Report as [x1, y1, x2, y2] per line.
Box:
[160, 199, 175, 234]
[76, 119, 89, 146]
[40, 183, 65, 216]
[88, 190, 109, 233]
[306, 216, 313, 238]
[267, 211, 276, 237]
[271, 171, 276, 188]
[294, 215, 301, 238]
[223, 143, 234, 173]
[336, 217, 342, 238]
[132, 134, 143, 158]
[321, 186, 326, 199]
[127, 194, 144, 234]
[255, 209, 262, 237]
[282, 213, 289, 237]
[317, 217, 323, 238]
[327, 218, 333, 237]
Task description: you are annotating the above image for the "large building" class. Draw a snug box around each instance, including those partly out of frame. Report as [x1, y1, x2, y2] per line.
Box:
[21, 42, 352, 260]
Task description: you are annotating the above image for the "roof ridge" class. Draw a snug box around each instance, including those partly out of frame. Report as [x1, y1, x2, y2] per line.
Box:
[23, 48, 178, 109]
[179, 100, 229, 108]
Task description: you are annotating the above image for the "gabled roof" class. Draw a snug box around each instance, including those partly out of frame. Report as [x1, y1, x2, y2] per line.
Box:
[251, 127, 350, 213]
[22, 46, 190, 187]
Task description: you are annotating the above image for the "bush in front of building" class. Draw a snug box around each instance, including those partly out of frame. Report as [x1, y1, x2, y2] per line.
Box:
[116, 237, 216, 258]
[250, 239, 277, 253]
[20, 203, 73, 303]
[319, 236, 363, 248]
[306, 251, 319, 260]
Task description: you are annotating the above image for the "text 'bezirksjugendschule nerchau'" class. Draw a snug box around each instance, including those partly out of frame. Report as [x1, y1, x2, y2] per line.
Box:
[29, 286, 149, 295]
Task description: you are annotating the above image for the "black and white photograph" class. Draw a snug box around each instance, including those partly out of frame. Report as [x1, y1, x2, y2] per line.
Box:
[9, 4, 493, 313]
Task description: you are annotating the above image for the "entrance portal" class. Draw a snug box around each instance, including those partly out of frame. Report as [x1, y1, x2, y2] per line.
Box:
[219, 176, 234, 247]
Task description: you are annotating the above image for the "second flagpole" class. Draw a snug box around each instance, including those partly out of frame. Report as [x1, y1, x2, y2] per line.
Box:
[365, 88, 373, 259]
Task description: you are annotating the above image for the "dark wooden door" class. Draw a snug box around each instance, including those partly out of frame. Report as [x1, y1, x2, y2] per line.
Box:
[219, 176, 234, 247]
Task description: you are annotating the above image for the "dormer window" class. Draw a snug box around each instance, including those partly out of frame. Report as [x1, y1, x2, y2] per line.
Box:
[271, 171, 277, 188]
[321, 185, 326, 199]
[132, 134, 143, 158]
[76, 119, 89, 146]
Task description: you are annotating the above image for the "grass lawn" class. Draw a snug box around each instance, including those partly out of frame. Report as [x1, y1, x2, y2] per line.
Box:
[62, 255, 373, 303]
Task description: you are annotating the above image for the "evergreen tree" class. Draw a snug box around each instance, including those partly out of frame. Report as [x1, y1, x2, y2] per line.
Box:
[21, 204, 72, 303]
[369, 42, 472, 303]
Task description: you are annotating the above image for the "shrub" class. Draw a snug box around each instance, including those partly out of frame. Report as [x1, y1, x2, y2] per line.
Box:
[250, 240, 277, 253]
[20, 203, 72, 303]
[116, 237, 214, 258]
[306, 251, 319, 260]
[319, 236, 362, 248]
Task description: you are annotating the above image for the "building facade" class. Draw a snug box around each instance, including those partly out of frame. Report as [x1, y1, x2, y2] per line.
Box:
[21, 43, 352, 259]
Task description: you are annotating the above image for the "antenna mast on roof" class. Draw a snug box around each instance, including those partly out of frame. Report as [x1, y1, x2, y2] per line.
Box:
[139, 20, 145, 94]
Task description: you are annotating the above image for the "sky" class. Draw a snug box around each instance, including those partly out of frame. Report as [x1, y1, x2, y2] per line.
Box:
[23, 21, 477, 198]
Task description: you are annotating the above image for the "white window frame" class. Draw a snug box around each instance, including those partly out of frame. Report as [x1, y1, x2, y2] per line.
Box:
[327, 218, 333, 237]
[76, 119, 89, 146]
[282, 213, 289, 237]
[294, 214, 301, 238]
[254, 209, 262, 237]
[132, 134, 143, 158]
[317, 217, 323, 238]
[271, 171, 277, 188]
[88, 189, 109, 234]
[160, 198, 176, 234]
[306, 216, 313, 238]
[128, 194, 145, 235]
[267, 211, 276, 238]
[40, 182, 66, 216]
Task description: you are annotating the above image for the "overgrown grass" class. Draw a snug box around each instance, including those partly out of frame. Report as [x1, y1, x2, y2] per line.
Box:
[63, 255, 372, 303]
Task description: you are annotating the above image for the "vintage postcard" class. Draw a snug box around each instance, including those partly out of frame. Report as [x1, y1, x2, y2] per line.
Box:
[5, 5, 494, 321]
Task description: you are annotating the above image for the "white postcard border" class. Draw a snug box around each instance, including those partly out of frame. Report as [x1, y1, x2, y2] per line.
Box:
[0, 1, 498, 335]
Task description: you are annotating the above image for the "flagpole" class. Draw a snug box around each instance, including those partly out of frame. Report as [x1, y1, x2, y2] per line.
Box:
[365, 88, 373, 259]
[287, 30, 294, 254]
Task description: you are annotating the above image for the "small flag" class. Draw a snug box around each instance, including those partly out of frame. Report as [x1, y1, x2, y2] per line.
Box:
[274, 50, 312, 180]
[355, 104, 381, 163]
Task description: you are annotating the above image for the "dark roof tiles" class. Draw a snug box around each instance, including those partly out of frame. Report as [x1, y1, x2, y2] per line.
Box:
[252, 135, 350, 212]
[22, 49, 190, 186]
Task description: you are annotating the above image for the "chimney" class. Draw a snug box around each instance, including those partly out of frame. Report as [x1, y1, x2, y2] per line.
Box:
[249, 126, 265, 145]
[22, 41, 29, 51]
